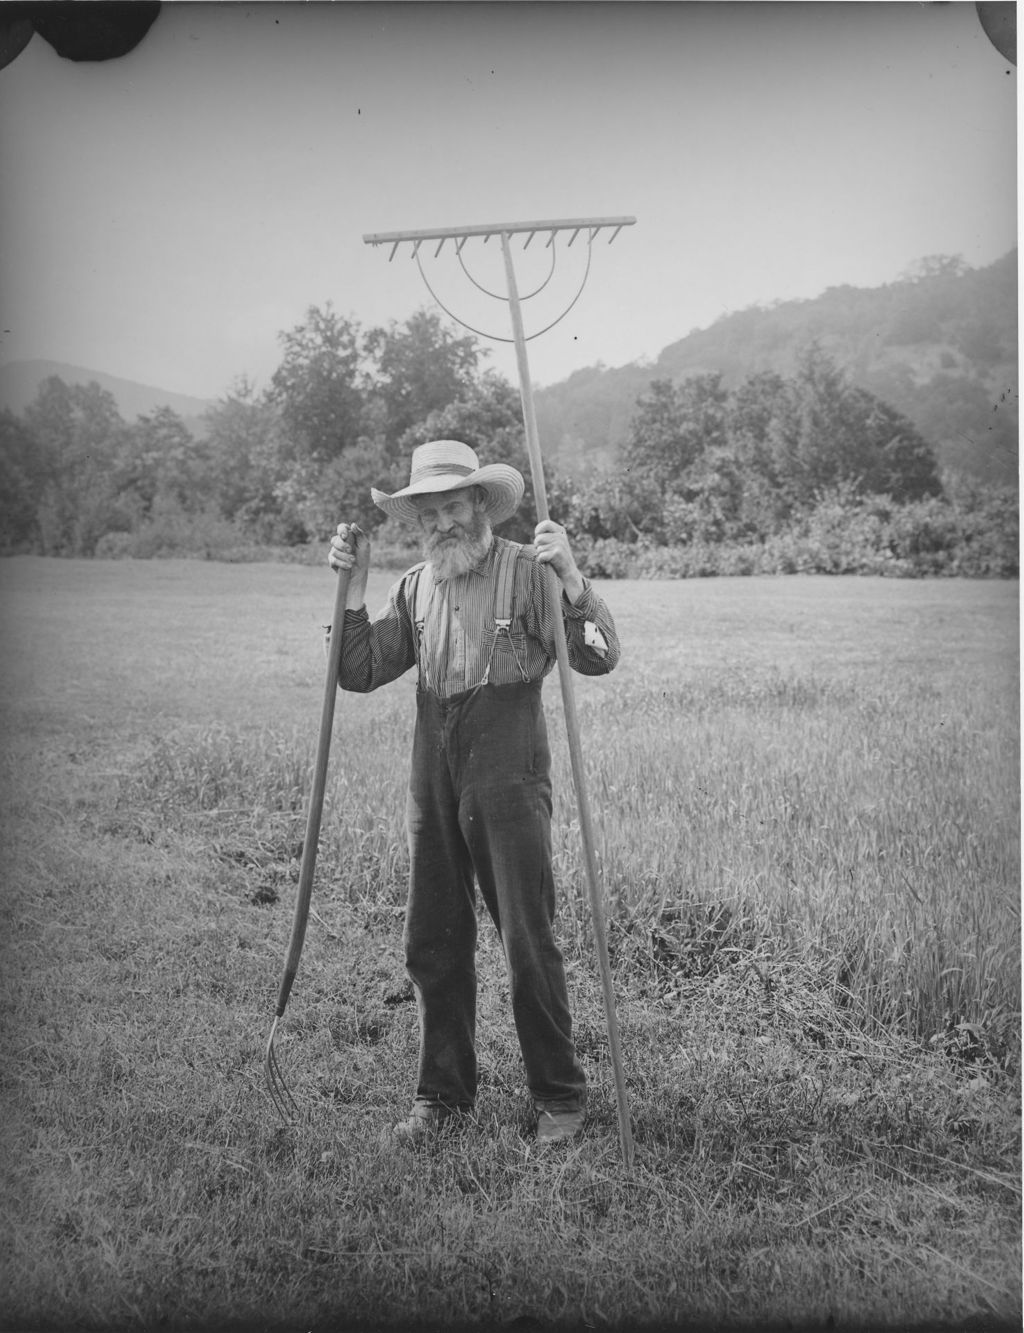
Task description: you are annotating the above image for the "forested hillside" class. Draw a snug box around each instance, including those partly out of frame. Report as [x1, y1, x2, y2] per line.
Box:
[536, 250, 1018, 486]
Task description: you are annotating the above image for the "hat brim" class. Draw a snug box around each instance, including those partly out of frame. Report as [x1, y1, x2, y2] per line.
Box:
[372, 463, 525, 527]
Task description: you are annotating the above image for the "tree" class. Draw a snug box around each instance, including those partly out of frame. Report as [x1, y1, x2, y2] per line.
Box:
[725, 370, 792, 525]
[843, 389, 943, 501]
[768, 345, 942, 507]
[201, 380, 293, 538]
[24, 375, 124, 479]
[728, 371, 788, 456]
[118, 406, 208, 513]
[766, 346, 850, 504]
[23, 377, 126, 554]
[267, 304, 364, 462]
[255, 306, 494, 545]
[364, 309, 481, 449]
[282, 436, 404, 542]
[664, 445, 751, 545]
[0, 409, 40, 550]
[623, 374, 728, 486]
[619, 374, 729, 536]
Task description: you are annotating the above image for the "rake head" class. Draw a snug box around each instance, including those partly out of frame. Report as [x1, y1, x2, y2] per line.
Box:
[264, 1015, 300, 1122]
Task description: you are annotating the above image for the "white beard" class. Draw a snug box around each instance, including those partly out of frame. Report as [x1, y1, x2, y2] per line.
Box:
[424, 512, 493, 580]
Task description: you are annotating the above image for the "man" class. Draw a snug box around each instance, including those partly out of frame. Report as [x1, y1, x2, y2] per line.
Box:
[327, 438, 620, 1145]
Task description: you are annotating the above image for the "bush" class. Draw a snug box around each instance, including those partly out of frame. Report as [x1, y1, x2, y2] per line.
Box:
[575, 537, 649, 579]
[93, 495, 245, 560]
[572, 484, 1017, 580]
[369, 516, 423, 572]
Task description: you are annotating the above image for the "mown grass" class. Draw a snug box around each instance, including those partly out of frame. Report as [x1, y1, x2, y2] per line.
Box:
[0, 556, 1019, 1331]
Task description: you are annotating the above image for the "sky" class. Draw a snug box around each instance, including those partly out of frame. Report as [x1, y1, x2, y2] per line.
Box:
[0, 2, 1016, 401]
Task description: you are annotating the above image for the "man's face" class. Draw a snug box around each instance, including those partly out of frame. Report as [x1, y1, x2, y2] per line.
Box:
[413, 488, 492, 577]
[413, 490, 480, 541]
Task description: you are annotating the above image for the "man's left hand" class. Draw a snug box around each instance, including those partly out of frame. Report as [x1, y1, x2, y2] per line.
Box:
[534, 520, 585, 604]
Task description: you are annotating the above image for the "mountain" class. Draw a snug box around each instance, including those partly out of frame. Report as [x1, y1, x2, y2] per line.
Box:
[535, 250, 1019, 487]
[0, 359, 216, 427]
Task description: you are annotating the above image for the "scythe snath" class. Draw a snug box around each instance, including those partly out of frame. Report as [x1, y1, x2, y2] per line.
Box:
[264, 567, 351, 1121]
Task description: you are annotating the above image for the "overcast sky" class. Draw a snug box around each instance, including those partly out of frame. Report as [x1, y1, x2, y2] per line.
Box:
[0, 2, 1016, 400]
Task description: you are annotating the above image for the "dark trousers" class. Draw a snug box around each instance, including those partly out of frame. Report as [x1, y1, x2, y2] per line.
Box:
[404, 679, 586, 1112]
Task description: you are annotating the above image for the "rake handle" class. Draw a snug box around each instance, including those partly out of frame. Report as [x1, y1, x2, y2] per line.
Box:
[500, 232, 635, 1169]
[273, 565, 352, 1017]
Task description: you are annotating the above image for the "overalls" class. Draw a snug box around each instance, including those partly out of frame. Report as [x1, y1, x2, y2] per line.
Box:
[403, 546, 587, 1114]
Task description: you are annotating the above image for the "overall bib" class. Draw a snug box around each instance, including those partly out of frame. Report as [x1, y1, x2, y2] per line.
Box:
[403, 550, 587, 1113]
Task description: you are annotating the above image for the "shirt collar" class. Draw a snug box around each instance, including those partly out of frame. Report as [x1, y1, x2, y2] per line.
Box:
[472, 540, 497, 575]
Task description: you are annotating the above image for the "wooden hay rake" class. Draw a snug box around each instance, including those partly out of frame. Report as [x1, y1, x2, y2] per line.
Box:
[265, 215, 637, 1167]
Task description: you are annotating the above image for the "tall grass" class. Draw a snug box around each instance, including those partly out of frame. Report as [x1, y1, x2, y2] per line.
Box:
[581, 665, 1017, 1053]
[92, 559, 1019, 1060]
[121, 647, 1018, 1067]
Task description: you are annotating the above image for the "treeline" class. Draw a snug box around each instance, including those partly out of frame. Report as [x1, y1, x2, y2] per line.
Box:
[0, 306, 1016, 577]
[0, 307, 536, 559]
[554, 345, 1017, 578]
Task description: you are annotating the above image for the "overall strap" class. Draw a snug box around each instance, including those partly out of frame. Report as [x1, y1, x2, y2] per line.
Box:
[491, 539, 519, 629]
[479, 540, 529, 687]
[411, 561, 433, 628]
[405, 562, 432, 690]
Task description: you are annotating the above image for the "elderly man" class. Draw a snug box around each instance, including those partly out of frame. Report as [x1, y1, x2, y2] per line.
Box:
[328, 438, 620, 1144]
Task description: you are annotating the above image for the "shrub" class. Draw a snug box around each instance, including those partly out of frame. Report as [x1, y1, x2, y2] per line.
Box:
[93, 494, 245, 560]
[575, 537, 649, 579]
[370, 516, 423, 571]
[572, 484, 1017, 580]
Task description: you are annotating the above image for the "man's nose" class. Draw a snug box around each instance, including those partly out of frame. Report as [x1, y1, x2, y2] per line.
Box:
[436, 514, 455, 532]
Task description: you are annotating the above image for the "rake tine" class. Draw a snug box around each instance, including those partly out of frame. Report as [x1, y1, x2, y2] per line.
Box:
[264, 1016, 299, 1122]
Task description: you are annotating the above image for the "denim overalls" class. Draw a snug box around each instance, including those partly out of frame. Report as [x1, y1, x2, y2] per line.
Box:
[401, 546, 587, 1115]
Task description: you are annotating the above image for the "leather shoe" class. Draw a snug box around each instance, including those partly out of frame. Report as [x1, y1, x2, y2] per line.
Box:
[392, 1101, 472, 1145]
[535, 1107, 585, 1142]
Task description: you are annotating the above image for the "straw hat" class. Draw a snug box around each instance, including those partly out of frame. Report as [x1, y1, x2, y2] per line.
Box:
[371, 440, 524, 526]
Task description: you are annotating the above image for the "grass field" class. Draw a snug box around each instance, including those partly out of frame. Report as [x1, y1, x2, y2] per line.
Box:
[0, 555, 1019, 1332]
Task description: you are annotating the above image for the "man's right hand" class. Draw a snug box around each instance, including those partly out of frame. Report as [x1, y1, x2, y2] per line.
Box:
[328, 522, 370, 609]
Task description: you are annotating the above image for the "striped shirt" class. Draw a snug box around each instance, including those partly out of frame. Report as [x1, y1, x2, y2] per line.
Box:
[337, 537, 620, 697]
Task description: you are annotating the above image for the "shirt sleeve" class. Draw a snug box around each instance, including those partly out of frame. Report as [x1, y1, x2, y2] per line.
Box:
[336, 572, 417, 693]
[560, 577, 621, 674]
[521, 551, 621, 676]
